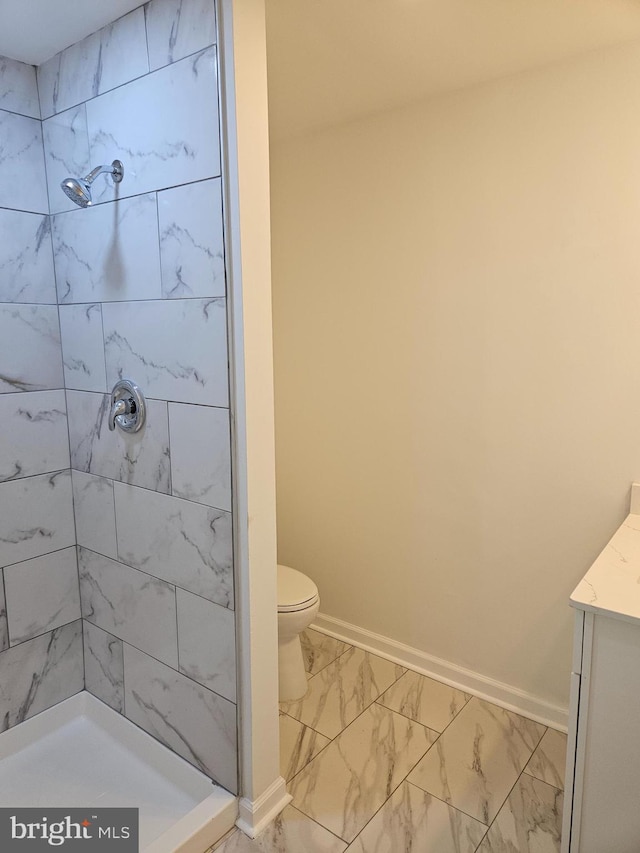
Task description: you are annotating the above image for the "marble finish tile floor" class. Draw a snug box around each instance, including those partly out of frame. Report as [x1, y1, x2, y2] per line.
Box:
[212, 628, 566, 853]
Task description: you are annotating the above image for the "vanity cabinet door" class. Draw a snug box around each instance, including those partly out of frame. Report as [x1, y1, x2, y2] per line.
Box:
[571, 614, 640, 852]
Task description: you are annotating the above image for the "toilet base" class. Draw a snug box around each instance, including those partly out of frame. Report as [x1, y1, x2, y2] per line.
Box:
[278, 634, 308, 702]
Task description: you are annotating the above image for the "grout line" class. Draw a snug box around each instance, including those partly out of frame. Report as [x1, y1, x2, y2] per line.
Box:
[40, 43, 217, 124]
[97, 302, 109, 396]
[522, 765, 566, 793]
[101, 634, 235, 708]
[285, 804, 349, 846]
[50, 175, 223, 220]
[69, 455, 231, 514]
[2, 616, 82, 653]
[279, 643, 373, 733]
[0, 105, 41, 121]
[0, 568, 7, 649]
[1, 541, 77, 572]
[300, 636, 354, 680]
[165, 399, 174, 498]
[0, 454, 70, 486]
[345, 719, 441, 839]
[0, 203, 49, 216]
[290, 701, 438, 845]
[281, 648, 416, 788]
[283, 640, 562, 849]
[475, 723, 550, 842]
[0, 466, 70, 487]
[142, 2, 151, 74]
[76, 535, 234, 612]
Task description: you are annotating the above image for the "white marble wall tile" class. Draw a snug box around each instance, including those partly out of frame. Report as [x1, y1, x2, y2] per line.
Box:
[79, 547, 178, 668]
[158, 178, 225, 298]
[72, 471, 117, 559]
[280, 647, 405, 739]
[4, 547, 81, 645]
[0, 305, 63, 393]
[0, 571, 7, 652]
[477, 774, 563, 853]
[42, 105, 91, 215]
[524, 728, 567, 791]
[348, 782, 487, 853]
[0, 57, 39, 118]
[169, 403, 230, 509]
[279, 713, 330, 782]
[67, 391, 170, 493]
[290, 703, 437, 843]
[0, 211, 55, 303]
[0, 471, 75, 568]
[0, 111, 48, 213]
[216, 806, 347, 853]
[177, 588, 235, 701]
[408, 697, 546, 826]
[114, 482, 233, 607]
[0, 391, 69, 482]
[37, 9, 149, 119]
[377, 669, 471, 733]
[103, 298, 228, 406]
[0, 620, 83, 731]
[123, 644, 238, 790]
[83, 620, 124, 713]
[52, 194, 162, 304]
[86, 48, 220, 204]
[59, 304, 107, 392]
[145, 0, 216, 71]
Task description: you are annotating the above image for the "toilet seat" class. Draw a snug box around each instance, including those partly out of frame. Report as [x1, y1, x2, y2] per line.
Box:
[277, 564, 319, 613]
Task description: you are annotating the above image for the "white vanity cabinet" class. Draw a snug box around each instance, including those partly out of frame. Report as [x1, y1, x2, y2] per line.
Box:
[562, 489, 640, 853]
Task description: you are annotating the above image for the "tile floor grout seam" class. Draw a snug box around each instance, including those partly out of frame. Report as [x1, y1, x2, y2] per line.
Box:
[284, 649, 472, 789]
[408, 779, 491, 835]
[398, 696, 551, 825]
[522, 766, 565, 792]
[278, 633, 566, 852]
[286, 803, 350, 847]
[282, 647, 408, 743]
[281, 724, 332, 785]
[279, 649, 358, 785]
[302, 635, 353, 680]
[287, 701, 442, 842]
[338, 717, 494, 849]
[339, 739, 447, 848]
[520, 772, 565, 795]
[283, 661, 418, 800]
[474, 723, 551, 845]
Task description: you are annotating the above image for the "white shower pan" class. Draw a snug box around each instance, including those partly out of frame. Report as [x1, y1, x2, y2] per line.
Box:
[0, 693, 237, 852]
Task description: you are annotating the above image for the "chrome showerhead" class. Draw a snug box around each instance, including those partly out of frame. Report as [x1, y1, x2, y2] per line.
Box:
[60, 159, 124, 208]
[61, 177, 92, 207]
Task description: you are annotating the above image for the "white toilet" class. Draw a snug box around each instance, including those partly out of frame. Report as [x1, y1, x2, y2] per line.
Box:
[277, 564, 320, 701]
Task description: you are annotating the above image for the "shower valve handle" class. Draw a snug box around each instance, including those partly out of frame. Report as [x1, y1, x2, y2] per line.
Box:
[108, 379, 146, 433]
[108, 397, 131, 430]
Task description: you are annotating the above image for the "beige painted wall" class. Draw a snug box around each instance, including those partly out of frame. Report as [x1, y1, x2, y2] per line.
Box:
[270, 39, 640, 710]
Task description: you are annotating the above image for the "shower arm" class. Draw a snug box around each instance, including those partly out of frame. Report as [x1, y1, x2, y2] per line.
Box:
[84, 161, 124, 185]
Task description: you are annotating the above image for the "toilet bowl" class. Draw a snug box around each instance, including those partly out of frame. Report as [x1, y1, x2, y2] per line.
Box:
[277, 564, 319, 702]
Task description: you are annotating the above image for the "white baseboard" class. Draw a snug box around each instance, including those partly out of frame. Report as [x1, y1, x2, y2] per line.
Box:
[236, 776, 292, 839]
[313, 613, 569, 732]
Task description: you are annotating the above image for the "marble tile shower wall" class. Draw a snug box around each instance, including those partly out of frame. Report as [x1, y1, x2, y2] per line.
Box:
[39, 0, 237, 794]
[0, 0, 236, 793]
[0, 57, 83, 732]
